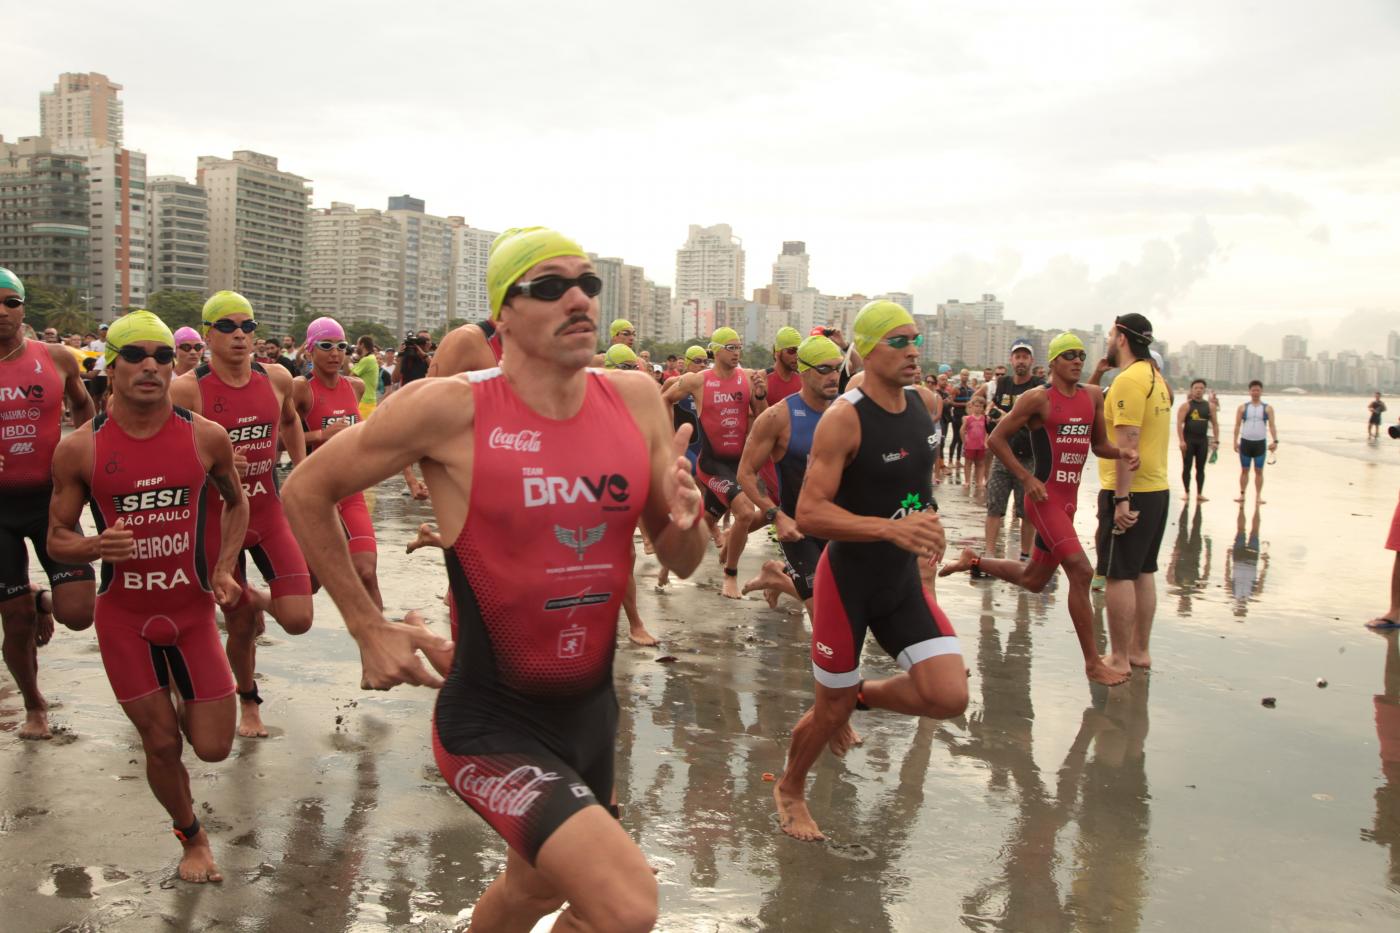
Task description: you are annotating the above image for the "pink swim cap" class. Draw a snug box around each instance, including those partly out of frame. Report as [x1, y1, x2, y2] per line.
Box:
[172, 326, 202, 345]
[305, 316, 346, 349]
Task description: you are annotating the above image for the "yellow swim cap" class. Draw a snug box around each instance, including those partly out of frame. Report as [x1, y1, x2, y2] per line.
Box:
[684, 345, 709, 363]
[774, 326, 802, 351]
[0, 267, 24, 299]
[202, 290, 253, 328]
[796, 335, 843, 372]
[105, 310, 174, 366]
[1047, 332, 1086, 361]
[852, 300, 915, 356]
[487, 227, 588, 319]
[609, 319, 635, 339]
[710, 327, 740, 350]
[604, 344, 638, 368]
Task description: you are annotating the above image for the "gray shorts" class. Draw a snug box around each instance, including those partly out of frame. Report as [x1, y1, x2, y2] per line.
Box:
[986, 456, 1031, 519]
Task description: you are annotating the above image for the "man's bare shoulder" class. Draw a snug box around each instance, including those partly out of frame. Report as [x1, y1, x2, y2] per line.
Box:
[381, 370, 478, 423]
[598, 368, 663, 407]
[430, 323, 492, 376]
[44, 342, 79, 373]
[170, 370, 201, 405]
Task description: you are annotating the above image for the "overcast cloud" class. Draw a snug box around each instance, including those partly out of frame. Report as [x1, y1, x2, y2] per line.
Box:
[5, 0, 1398, 355]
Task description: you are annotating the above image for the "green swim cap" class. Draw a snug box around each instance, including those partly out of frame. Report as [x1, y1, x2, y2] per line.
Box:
[796, 335, 842, 372]
[852, 300, 915, 356]
[202, 290, 253, 326]
[609, 319, 635, 339]
[1047, 332, 1086, 361]
[105, 310, 174, 366]
[710, 327, 740, 350]
[604, 344, 638, 368]
[487, 227, 588, 319]
[684, 345, 709, 363]
[774, 326, 802, 351]
[0, 267, 24, 299]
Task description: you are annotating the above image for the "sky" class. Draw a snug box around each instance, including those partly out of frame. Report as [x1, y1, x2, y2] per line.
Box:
[6, 0, 1398, 357]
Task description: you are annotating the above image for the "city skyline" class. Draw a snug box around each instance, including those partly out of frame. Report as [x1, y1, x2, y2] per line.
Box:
[5, 2, 1397, 356]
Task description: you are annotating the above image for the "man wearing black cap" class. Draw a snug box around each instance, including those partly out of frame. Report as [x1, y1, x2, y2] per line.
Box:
[975, 338, 1042, 563]
[1095, 313, 1172, 677]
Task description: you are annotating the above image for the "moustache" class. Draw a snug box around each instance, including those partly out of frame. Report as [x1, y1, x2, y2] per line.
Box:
[555, 315, 596, 337]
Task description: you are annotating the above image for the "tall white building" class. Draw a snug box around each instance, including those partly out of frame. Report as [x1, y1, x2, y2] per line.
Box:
[197, 151, 311, 331]
[642, 283, 672, 343]
[386, 195, 452, 334]
[790, 288, 830, 335]
[675, 224, 745, 301]
[1281, 334, 1308, 360]
[63, 144, 147, 318]
[306, 202, 402, 328]
[877, 291, 914, 314]
[146, 175, 208, 295]
[772, 241, 810, 296]
[448, 220, 498, 323]
[40, 72, 123, 149]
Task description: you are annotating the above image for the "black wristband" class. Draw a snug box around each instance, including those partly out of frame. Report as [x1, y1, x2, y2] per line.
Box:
[1114, 496, 1131, 504]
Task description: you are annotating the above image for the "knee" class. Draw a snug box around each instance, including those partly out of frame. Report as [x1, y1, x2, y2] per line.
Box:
[274, 605, 313, 636]
[915, 678, 968, 719]
[355, 566, 378, 594]
[813, 691, 856, 725]
[191, 733, 233, 763]
[52, 590, 95, 631]
[577, 878, 658, 933]
[55, 609, 93, 631]
[732, 500, 758, 524]
[2, 604, 37, 635]
[501, 882, 566, 920]
[142, 728, 184, 763]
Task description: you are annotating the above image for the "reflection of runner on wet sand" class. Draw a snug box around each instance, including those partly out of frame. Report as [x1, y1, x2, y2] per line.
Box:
[1364, 628, 1400, 887]
[1225, 504, 1268, 617]
[1166, 502, 1211, 617]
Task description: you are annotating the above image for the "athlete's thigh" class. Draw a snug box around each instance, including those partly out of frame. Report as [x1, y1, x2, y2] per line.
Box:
[905, 651, 971, 713]
[118, 684, 182, 741]
[182, 691, 236, 756]
[868, 573, 961, 671]
[0, 506, 36, 602]
[338, 494, 377, 555]
[810, 549, 868, 687]
[172, 606, 238, 702]
[534, 804, 656, 920]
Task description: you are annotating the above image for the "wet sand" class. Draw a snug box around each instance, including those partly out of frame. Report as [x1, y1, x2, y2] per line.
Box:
[3, 421, 1400, 931]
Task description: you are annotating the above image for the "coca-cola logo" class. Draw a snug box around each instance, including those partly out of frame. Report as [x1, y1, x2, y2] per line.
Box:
[489, 427, 543, 453]
[453, 763, 561, 816]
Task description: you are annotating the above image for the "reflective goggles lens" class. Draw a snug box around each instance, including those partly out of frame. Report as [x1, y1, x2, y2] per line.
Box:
[210, 319, 258, 334]
[116, 345, 176, 365]
[178, 342, 205, 352]
[509, 273, 603, 302]
[883, 334, 924, 349]
[315, 340, 350, 352]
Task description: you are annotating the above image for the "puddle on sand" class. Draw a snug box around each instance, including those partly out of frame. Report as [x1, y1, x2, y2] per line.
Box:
[37, 864, 130, 898]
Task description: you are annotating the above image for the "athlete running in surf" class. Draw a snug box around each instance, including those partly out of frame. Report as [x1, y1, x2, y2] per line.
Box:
[170, 290, 311, 738]
[284, 226, 706, 932]
[940, 333, 1139, 686]
[737, 335, 843, 615]
[48, 311, 248, 883]
[774, 300, 968, 842]
[0, 267, 97, 740]
[661, 326, 771, 599]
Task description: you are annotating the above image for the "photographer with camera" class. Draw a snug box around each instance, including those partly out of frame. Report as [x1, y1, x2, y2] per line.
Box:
[394, 332, 431, 388]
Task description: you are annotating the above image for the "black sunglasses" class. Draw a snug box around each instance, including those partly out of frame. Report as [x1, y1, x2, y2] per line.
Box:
[210, 319, 258, 334]
[801, 361, 840, 375]
[508, 273, 603, 303]
[116, 345, 176, 365]
[1056, 350, 1088, 362]
[315, 340, 350, 352]
[178, 342, 205, 352]
[2, 297, 23, 309]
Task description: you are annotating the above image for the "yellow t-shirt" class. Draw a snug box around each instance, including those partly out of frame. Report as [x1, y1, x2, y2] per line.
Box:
[1097, 360, 1172, 493]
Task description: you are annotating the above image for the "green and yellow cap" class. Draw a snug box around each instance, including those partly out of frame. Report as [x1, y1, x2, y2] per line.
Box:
[604, 344, 638, 369]
[1047, 332, 1086, 361]
[710, 326, 740, 350]
[852, 300, 915, 356]
[0, 267, 25, 299]
[609, 319, 635, 338]
[487, 227, 588, 319]
[684, 345, 709, 363]
[796, 335, 843, 372]
[774, 326, 802, 351]
[105, 310, 174, 366]
[202, 290, 253, 327]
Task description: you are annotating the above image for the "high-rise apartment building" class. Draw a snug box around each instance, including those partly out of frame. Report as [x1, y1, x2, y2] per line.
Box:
[643, 283, 672, 342]
[386, 195, 452, 334]
[771, 241, 810, 296]
[307, 202, 402, 329]
[790, 288, 830, 335]
[71, 144, 147, 318]
[145, 175, 209, 295]
[1282, 334, 1308, 360]
[448, 220, 498, 323]
[0, 135, 90, 293]
[675, 224, 745, 301]
[877, 291, 914, 314]
[197, 151, 311, 331]
[40, 72, 123, 149]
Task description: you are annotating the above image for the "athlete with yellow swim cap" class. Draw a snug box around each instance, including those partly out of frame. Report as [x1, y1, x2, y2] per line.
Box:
[284, 225, 706, 931]
[662, 325, 773, 598]
[774, 300, 966, 843]
[603, 343, 639, 369]
[171, 290, 312, 739]
[0, 266, 97, 740]
[765, 326, 804, 405]
[941, 332, 1139, 686]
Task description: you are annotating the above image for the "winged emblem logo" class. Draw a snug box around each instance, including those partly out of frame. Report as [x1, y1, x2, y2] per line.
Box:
[554, 523, 607, 560]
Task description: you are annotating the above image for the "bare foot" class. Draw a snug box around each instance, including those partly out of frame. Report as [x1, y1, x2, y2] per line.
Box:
[774, 782, 825, 841]
[742, 560, 791, 602]
[1086, 658, 1130, 686]
[178, 830, 223, 883]
[827, 721, 863, 758]
[1103, 653, 1132, 676]
[237, 698, 269, 738]
[938, 547, 979, 578]
[763, 588, 780, 610]
[1234, 494, 1245, 502]
[19, 708, 52, 740]
[1198, 495, 1209, 502]
[1129, 652, 1152, 669]
[655, 567, 669, 591]
[627, 622, 660, 647]
[406, 522, 442, 554]
[642, 536, 655, 556]
[32, 586, 54, 647]
[721, 574, 742, 599]
[401, 609, 453, 676]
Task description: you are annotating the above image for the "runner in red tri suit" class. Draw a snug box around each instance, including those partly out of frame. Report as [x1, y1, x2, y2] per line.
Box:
[171, 290, 310, 738]
[662, 326, 773, 598]
[0, 266, 97, 740]
[285, 226, 707, 932]
[292, 316, 382, 606]
[764, 326, 803, 405]
[940, 332, 1138, 686]
[48, 310, 248, 884]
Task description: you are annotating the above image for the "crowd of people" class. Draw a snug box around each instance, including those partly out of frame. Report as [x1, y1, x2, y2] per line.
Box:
[0, 244, 1322, 930]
